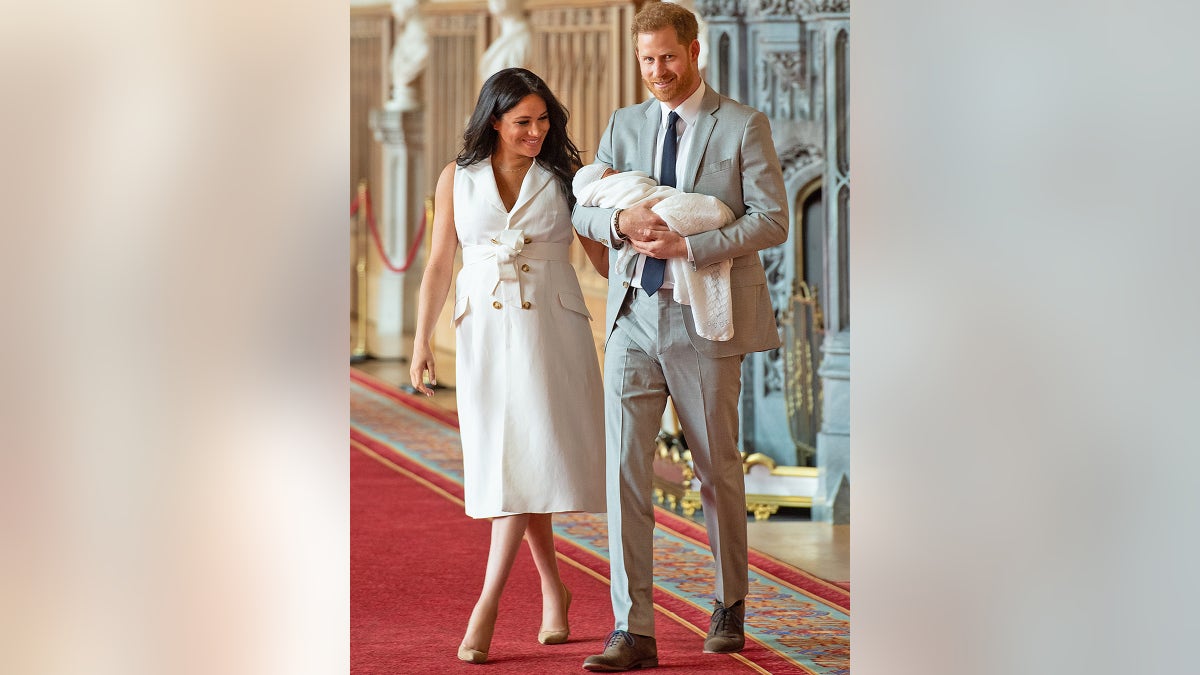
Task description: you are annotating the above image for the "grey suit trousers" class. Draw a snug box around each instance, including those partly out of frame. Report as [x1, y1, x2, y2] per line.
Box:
[604, 286, 748, 637]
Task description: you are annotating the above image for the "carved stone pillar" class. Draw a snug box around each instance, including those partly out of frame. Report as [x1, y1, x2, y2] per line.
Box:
[367, 107, 426, 358]
[702, 0, 812, 469]
[358, 0, 429, 359]
[696, 0, 850, 522]
[695, 1, 747, 121]
[810, 9, 849, 523]
[813, 331, 848, 522]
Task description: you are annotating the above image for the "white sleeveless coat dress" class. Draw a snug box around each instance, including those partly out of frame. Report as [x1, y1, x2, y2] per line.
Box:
[452, 159, 606, 519]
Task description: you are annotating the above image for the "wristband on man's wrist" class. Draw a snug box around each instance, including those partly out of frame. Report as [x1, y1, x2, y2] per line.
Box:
[612, 208, 628, 240]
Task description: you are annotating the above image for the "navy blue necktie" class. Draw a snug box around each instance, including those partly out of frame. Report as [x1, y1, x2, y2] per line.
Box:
[642, 111, 678, 296]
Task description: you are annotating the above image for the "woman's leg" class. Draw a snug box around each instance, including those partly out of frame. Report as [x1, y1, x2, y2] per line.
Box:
[525, 513, 569, 632]
[462, 514, 530, 652]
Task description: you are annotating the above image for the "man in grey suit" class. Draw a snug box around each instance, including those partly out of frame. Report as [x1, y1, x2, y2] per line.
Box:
[573, 2, 788, 671]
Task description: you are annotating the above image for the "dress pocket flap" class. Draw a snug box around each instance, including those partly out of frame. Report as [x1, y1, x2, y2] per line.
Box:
[453, 296, 470, 322]
[557, 292, 592, 319]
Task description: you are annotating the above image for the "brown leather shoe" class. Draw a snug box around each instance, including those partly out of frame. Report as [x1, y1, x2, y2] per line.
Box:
[703, 599, 745, 653]
[582, 630, 658, 671]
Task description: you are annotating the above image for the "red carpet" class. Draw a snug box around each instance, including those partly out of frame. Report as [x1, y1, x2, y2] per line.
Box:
[352, 441, 771, 674]
[352, 367, 848, 673]
[351, 366, 849, 614]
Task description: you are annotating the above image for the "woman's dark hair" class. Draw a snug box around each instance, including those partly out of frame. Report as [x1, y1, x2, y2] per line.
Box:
[456, 68, 582, 208]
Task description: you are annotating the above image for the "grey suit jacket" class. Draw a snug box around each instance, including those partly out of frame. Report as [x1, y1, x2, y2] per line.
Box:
[572, 86, 789, 358]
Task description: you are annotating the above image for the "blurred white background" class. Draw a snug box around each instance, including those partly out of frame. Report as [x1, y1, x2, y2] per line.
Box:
[1, 1, 1198, 673]
[1, 2, 347, 674]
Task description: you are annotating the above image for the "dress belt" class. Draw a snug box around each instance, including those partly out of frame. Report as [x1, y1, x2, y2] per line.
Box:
[461, 240, 571, 302]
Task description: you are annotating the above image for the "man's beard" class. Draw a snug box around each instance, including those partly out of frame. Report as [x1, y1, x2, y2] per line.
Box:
[644, 73, 692, 103]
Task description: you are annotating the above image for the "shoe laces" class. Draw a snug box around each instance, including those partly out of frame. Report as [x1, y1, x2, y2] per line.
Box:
[710, 600, 743, 633]
[604, 630, 634, 649]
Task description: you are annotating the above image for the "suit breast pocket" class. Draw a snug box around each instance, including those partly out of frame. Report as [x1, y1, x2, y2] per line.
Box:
[698, 158, 733, 177]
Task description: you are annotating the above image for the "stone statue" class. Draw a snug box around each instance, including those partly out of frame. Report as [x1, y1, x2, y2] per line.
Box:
[478, 0, 531, 82]
[387, 0, 429, 111]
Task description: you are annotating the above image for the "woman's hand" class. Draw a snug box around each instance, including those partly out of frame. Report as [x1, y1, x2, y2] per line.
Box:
[409, 342, 437, 396]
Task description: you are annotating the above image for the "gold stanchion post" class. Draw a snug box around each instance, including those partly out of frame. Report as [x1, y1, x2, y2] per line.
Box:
[351, 180, 370, 362]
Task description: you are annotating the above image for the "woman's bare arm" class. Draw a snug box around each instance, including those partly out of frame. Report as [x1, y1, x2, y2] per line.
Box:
[409, 162, 460, 396]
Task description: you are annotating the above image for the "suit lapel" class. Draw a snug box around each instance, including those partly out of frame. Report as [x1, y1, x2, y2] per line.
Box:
[680, 87, 721, 193]
[636, 102, 660, 175]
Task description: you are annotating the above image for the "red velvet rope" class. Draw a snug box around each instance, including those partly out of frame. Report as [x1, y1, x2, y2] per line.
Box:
[350, 187, 427, 273]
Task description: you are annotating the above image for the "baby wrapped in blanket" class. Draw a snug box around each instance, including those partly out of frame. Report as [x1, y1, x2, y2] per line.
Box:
[573, 163, 736, 341]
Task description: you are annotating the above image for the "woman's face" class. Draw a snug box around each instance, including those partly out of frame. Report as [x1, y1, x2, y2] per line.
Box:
[492, 94, 550, 159]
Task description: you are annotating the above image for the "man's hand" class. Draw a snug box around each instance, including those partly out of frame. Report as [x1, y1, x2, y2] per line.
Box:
[616, 199, 665, 238]
[619, 199, 687, 260]
[628, 228, 687, 260]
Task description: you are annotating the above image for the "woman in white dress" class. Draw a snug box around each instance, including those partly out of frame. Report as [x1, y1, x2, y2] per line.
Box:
[409, 68, 608, 665]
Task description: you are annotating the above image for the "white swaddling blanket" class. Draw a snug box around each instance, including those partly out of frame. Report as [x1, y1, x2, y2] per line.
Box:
[573, 163, 736, 341]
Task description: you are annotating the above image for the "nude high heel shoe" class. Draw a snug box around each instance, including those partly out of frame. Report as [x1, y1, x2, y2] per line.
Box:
[457, 643, 488, 664]
[458, 608, 495, 664]
[538, 583, 572, 645]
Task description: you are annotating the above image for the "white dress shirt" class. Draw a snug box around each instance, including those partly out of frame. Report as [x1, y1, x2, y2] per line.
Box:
[615, 82, 706, 291]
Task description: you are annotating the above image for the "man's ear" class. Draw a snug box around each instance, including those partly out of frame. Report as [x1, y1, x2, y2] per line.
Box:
[690, 39, 701, 62]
